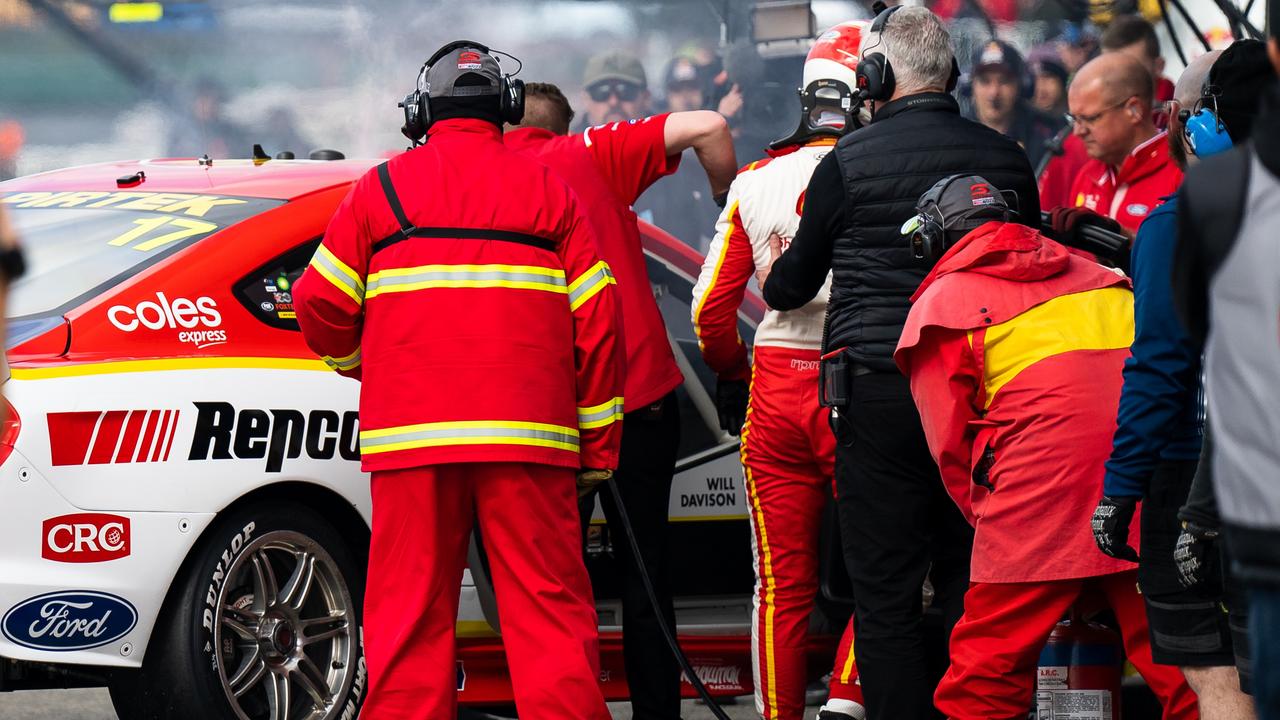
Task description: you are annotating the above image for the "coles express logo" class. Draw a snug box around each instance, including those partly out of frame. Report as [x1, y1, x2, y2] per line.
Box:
[1, 590, 137, 651]
[107, 291, 227, 349]
[42, 513, 130, 563]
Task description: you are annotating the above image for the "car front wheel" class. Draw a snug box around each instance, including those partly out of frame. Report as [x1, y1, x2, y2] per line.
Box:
[109, 501, 366, 720]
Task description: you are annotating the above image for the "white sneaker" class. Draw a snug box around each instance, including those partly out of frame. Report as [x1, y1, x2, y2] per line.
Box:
[816, 700, 867, 720]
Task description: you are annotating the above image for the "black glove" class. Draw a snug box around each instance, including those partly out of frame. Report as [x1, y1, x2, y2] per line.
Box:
[716, 379, 749, 436]
[1174, 521, 1221, 588]
[1091, 495, 1140, 561]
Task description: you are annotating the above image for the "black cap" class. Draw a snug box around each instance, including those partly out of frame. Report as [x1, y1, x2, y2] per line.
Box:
[1209, 39, 1273, 143]
[971, 39, 1025, 79]
[911, 174, 1014, 233]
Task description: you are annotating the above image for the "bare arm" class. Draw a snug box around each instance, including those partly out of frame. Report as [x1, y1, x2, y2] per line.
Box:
[663, 110, 737, 198]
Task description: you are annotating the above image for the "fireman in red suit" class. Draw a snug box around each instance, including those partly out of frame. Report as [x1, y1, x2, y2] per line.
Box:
[505, 83, 737, 720]
[893, 175, 1197, 720]
[293, 43, 623, 720]
[1065, 53, 1182, 232]
[691, 22, 869, 720]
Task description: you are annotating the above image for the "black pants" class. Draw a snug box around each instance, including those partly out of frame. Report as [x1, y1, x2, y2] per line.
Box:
[835, 372, 974, 720]
[580, 392, 681, 720]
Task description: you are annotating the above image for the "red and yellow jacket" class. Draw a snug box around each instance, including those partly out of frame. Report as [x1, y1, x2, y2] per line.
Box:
[895, 222, 1139, 583]
[294, 118, 624, 473]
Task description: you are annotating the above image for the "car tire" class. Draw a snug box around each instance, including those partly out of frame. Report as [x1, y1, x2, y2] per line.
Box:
[108, 501, 366, 720]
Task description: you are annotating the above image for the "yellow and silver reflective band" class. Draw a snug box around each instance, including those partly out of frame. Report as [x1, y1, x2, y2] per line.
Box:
[309, 245, 365, 305]
[577, 396, 625, 430]
[360, 420, 581, 455]
[365, 264, 567, 299]
[567, 261, 616, 311]
[322, 347, 361, 372]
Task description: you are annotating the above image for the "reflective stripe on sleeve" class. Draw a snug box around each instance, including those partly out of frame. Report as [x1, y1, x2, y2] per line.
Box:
[365, 264, 568, 299]
[567, 261, 616, 311]
[359, 420, 580, 455]
[310, 245, 365, 305]
[577, 397, 625, 430]
[322, 347, 361, 372]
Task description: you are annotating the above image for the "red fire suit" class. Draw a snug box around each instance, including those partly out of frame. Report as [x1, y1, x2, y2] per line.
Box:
[1037, 133, 1090, 211]
[894, 222, 1196, 720]
[294, 118, 624, 720]
[692, 140, 862, 720]
[1068, 131, 1183, 232]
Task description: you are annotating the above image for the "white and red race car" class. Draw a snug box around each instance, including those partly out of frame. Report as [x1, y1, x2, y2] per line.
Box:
[0, 158, 848, 720]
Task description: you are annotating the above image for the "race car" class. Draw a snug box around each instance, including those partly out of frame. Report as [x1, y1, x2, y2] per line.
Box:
[0, 157, 849, 720]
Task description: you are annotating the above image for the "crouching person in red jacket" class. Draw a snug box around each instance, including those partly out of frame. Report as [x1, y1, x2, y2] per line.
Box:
[293, 42, 623, 720]
[893, 175, 1197, 720]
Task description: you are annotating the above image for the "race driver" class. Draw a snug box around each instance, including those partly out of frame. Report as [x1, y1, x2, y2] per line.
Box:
[293, 43, 623, 720]
[505, 82, 736, 720]
[690, 22, 868, 720]
[893, 175, 1196, 720]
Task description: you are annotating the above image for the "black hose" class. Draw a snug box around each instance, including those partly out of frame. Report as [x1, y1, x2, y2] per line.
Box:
[1168, 0, 1215, 51]
[605, 477, 734, 720]
[1160, 0, 1191, 68]
[1214, 0, 1265, 39]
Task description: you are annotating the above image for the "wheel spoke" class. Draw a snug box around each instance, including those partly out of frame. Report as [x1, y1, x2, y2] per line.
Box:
[280, 551, 317, 610]
[292, 654, 333, 709]
[221, 612, 257, 642]
[224, 602, 260, 624]
[266, 669, 292, 720]
[251, 550, 281, 609]
[228, 647, 266, 697]
[298, 615, 349, 647]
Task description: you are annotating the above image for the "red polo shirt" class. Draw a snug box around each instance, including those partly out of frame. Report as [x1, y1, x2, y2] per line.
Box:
[507, 116, 684, 410]
[1068, 131, 1183, 232]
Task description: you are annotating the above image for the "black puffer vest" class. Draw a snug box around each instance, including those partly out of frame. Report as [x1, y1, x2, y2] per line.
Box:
[827, 93, 1041, 371]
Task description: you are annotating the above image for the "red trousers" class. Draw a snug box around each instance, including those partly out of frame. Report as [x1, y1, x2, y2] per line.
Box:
[935, 571, 1198, 720]
[743, 346, 862, 720]
[362, 463, 608, 720]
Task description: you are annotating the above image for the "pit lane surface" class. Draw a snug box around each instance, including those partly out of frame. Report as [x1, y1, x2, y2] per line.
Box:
[0, 688, 808, 718]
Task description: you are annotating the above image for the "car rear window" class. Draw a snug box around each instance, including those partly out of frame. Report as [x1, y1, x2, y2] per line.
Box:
[3, 190, 284, 320]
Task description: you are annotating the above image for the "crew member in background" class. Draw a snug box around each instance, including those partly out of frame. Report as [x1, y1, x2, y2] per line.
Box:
[294, 44, 623, 720]
[1066, 52, 1182, 233]
[1101, 15, 1176, 111]
[1094, 41, 1273, 719]
[1028, 44, 1070, 118]
[577, 51, 651, 130]
[691, 23, 868, 720]
[506, 81, 736, 720]
[893, 175, 1197, 720]
[966, 39, 1063, 169]
[760, 8, 1039, 719]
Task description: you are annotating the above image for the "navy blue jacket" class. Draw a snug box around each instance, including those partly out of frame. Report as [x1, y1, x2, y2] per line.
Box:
[1103, 193, 1204, 497]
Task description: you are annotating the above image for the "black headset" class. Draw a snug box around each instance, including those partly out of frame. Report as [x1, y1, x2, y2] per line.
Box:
[854, 3, 961, 103]
[906, 175, 1016, 262]
[400, 40, 525, 145]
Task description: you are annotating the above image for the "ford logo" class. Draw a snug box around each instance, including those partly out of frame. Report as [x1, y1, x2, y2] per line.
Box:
[2, 591, 137, 651]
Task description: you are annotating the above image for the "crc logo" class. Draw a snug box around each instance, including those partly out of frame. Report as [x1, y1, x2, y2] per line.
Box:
[42, 514, 131, 563]
[1, 590, 138, 651]
[189, 402, 360, 472]
[107, 292, 227, 349]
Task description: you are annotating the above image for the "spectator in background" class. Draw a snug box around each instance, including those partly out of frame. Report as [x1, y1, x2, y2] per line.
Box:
[1065, 52, 1182, 232]
[661, 56, 706, 112]
[1029, 44, 1071, 118]
[165, 77, 252, 159]
[1173, 9, 1280, 716]
[1103, 15, 1176, 107]
[966, 40, 1064, 169]
[578, 51, 651, 130]
[1094, 43, 1272, 720]
[1057, 22, 1101, 73]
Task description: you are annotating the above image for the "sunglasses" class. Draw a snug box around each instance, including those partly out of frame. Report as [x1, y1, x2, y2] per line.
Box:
[588, 81, 642, 103]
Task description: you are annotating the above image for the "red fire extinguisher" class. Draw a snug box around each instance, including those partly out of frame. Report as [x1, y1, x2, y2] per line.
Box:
[1036, 609, 1124, 720]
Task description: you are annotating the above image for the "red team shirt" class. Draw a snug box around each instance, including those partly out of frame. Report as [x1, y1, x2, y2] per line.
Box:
[1068, 131, 1183, 232]
[507, 115, 685, 410]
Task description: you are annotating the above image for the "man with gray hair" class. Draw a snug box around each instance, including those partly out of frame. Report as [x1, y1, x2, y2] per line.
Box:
[760, 6, 1039, 719]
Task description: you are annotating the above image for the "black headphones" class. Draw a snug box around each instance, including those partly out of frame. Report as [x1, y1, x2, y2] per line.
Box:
[854, 3, 961, 103]
[904, 175, 1016, 262]
[400, 40, 525, 145]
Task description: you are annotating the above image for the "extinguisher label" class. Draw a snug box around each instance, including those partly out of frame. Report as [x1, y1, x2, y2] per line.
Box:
[1036, 689, 1113, 720]
[1037, 665, 1069, 689]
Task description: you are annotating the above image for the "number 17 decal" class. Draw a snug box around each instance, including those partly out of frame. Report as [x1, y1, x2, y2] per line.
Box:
[109, 216, 217, 252]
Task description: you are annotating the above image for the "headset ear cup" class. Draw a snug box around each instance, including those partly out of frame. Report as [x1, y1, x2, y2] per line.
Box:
[1185, 108, 1234, 157]
[502, 78, 526, 125]
[948, 57, 961, 94]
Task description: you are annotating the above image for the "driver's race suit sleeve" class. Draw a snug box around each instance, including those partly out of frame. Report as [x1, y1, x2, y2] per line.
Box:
[898, 327, 980, 524]
[691, 174, 754, 382]
[294, 180, 370, 381]
[558, 195, 626, 471]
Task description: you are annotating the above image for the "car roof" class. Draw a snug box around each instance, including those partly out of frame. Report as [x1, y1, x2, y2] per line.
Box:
[2, 158, 380, 200]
